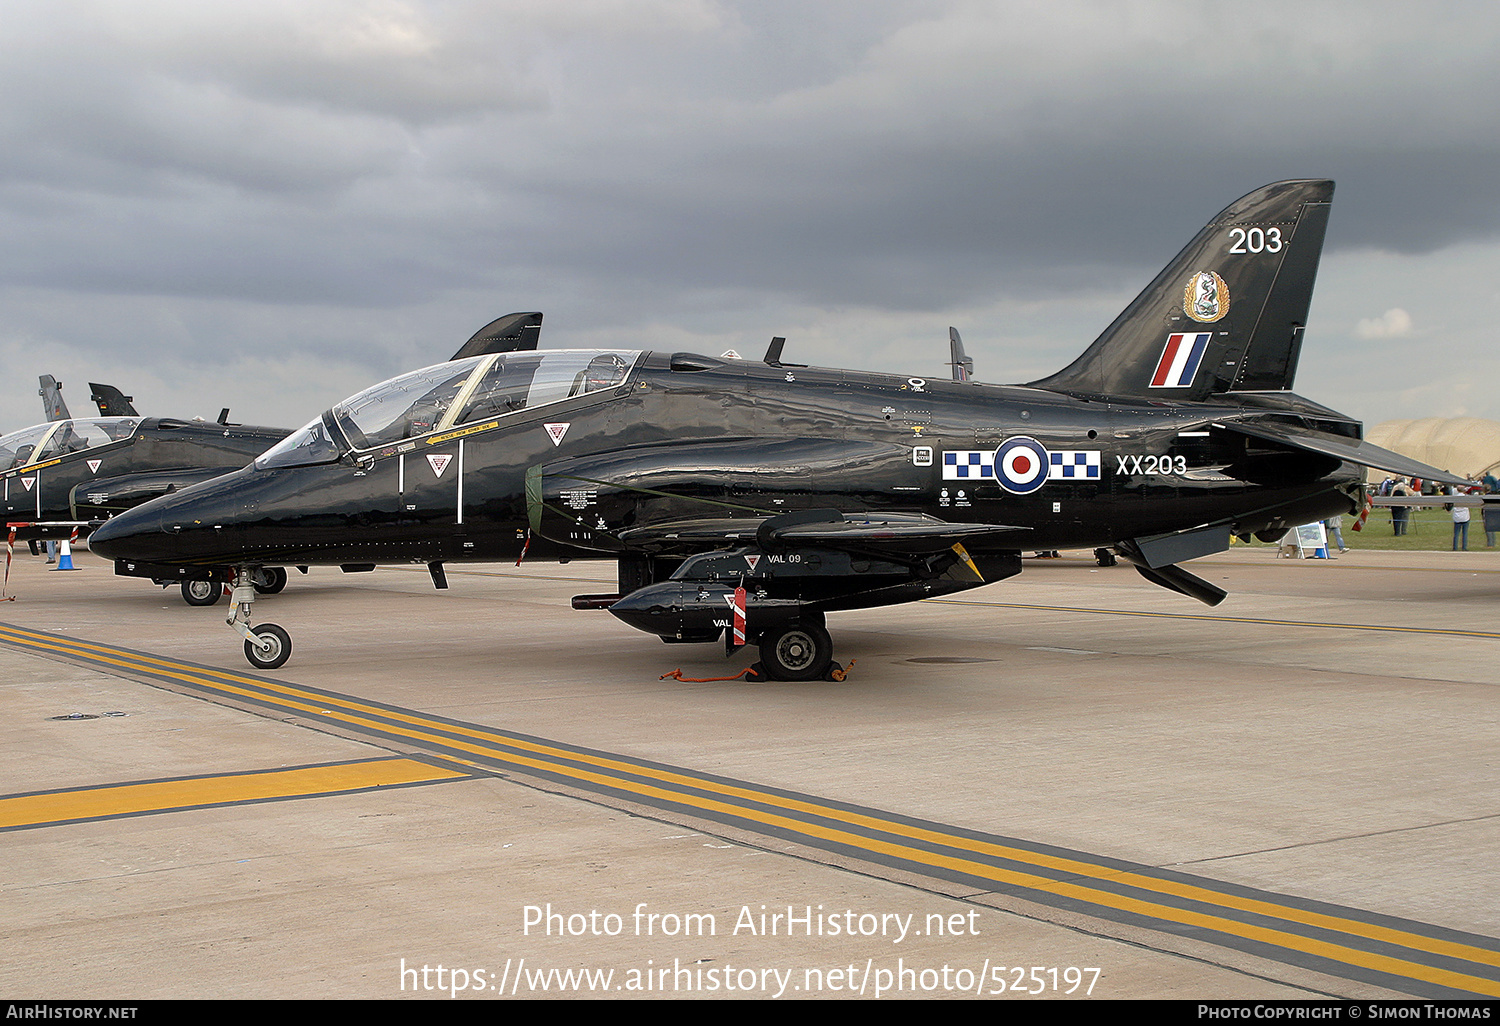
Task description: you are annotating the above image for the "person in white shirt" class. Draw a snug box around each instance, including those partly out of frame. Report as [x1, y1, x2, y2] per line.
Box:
[1452, 489, 1471, 550]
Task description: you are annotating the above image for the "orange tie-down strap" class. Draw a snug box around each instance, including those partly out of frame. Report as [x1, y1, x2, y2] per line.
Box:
[660, 660, 855, 683]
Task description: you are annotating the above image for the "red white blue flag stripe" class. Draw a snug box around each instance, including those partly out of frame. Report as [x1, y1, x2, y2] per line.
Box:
[1150, 332, 1212, 388]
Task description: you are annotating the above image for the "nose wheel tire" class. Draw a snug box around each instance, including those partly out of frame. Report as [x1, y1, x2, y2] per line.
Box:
[253, 567, 288, 594]
[244, 623, 292, 670]
[758, 622, 834, 682]
[182, 580, 223, 606]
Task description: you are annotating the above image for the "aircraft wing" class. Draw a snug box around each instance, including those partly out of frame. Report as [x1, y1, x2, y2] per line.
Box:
[616, 509, 1028, 555]
[1369, 494, 1496, 507]
[1213, 420, 1472, 487]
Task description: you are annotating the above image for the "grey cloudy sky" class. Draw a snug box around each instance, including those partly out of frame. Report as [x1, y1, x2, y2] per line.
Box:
[3, 0, 1499, 434]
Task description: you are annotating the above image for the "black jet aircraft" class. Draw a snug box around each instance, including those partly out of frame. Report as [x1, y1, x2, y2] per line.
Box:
[90, 180, 1466, 678]
[10, 313, 547, 605]
[2, 414, 290, 538]
[6, 377, 297, 600]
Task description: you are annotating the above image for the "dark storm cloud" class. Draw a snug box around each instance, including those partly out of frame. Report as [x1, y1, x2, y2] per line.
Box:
[8, 1, 1500, 310]
[500, 1, 1500, 309]
[3, 1, 1500, 428]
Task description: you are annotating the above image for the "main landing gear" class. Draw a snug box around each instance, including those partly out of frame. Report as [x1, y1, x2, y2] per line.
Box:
[755, 620, 836, 682]
[226, 566, 292, 670]
[181, 579, 222, 606]
[179, 566, 287, 607]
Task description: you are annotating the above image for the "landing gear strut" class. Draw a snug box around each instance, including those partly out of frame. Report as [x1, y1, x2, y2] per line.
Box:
[226, 566, 291, 670]
[253, 567, 288, 594]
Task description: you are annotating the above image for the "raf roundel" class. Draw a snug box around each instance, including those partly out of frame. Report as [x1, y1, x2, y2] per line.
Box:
[995, 436, 1051, 494]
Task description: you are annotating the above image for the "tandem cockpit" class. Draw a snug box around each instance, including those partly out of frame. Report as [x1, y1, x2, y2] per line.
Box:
[1, 417, 143, 472]
[255, 349, 643, 470]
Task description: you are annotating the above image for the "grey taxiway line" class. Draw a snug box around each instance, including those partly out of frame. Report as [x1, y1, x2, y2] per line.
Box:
[2, 545, 1497, 999]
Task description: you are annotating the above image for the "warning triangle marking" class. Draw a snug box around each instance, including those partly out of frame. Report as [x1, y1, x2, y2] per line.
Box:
[426, 454, 453, 478]
[87, 459, 102, 474]
[545, 423, 570, 446]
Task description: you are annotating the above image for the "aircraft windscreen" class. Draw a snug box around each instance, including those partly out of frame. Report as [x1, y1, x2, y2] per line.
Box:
[332, 358, 484, 451]
[255, 415, 344, 470]
[0, 423, 53, 470]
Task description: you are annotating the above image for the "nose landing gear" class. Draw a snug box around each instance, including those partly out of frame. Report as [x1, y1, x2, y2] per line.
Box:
[226, 566, 292, 670]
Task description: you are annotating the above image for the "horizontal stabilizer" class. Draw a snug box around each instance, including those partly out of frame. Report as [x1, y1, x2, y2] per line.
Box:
[1215, 421, 1470, 486]
[1371, 494, 1499, 508]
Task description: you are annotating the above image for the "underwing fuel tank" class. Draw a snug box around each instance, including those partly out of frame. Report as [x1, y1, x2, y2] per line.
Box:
[597, 543, 1023, 643]
[605, 581, 802, 642]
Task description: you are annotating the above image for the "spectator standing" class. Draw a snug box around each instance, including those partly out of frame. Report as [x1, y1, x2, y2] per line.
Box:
[1325, 515, 1348, 553]
[1390, 480, 1410, 536]
[1451, 489, 1471, 550]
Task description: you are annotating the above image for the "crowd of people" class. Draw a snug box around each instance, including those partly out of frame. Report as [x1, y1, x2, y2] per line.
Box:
[1370, 473, 1500, 550]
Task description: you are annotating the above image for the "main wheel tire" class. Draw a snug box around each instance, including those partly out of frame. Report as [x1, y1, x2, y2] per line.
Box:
[253, 567, 288, 595]
[758, 622, 834, 682]
[182, 580, 223, 606]
[1094, 547, 1117, 567]
[244, 623, 292, 670]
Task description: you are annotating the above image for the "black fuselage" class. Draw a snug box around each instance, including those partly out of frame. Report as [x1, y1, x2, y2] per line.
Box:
[3, 417, 289, 541]
[87, 352, 1362, 570]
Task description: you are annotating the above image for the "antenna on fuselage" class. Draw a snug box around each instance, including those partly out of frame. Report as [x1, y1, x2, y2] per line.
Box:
[762, 336, 806, 369]
[949, 327, 974, 383]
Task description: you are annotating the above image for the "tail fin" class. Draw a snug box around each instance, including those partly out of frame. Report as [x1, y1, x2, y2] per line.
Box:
[89, 383, 139, 417]
[1029, 180, 1333, 401]
[38, 375, 71, 421]
[948, 327, 973, 382]
[450, 311, 543, 361]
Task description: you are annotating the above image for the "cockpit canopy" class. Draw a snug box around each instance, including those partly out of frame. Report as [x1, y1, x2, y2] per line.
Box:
[256, 350, 640, 470]
[0, 417, 142, 471]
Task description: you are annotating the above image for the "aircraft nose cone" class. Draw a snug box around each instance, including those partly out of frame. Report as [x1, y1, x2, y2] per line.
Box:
[87, 504, 165, 561]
